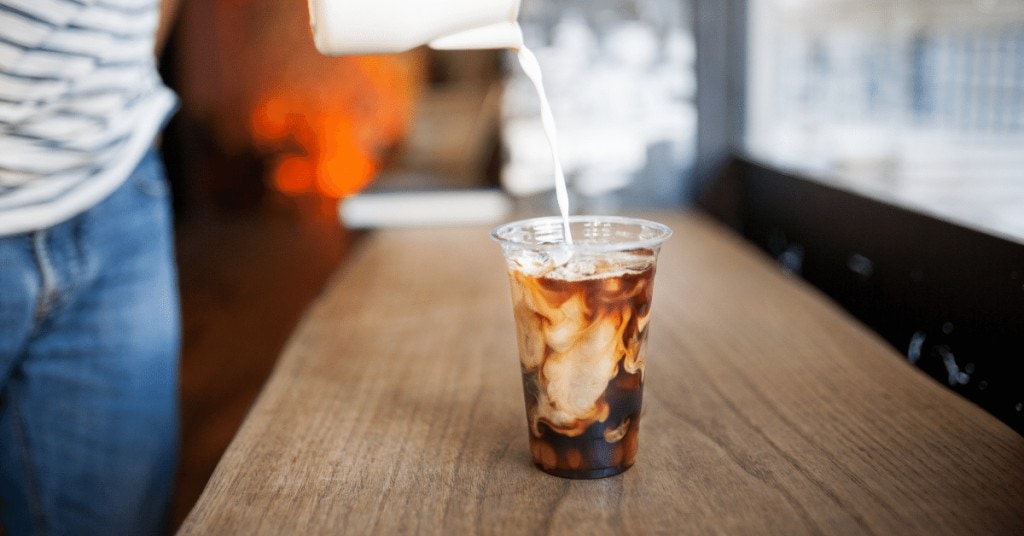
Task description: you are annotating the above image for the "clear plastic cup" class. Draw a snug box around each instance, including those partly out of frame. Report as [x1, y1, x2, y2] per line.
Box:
[492, 215, 672, 478]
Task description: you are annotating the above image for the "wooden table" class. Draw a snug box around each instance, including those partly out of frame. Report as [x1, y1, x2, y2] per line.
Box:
[179, 212, 1024, 535]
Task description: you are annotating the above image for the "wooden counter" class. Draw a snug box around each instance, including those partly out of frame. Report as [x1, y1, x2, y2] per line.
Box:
[179, 212, 1024, 535]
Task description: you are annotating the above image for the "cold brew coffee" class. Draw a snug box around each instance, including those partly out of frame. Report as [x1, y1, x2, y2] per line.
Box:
[493, 216, 670, 479]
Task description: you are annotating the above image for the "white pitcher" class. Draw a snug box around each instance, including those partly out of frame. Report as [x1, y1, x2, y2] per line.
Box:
[308, 0, 523, 55]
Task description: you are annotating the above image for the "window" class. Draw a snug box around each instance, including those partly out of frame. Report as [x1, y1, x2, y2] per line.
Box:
[746, 0, 1024, 243]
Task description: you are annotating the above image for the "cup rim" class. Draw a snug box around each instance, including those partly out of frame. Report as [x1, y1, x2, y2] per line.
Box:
[490, 215, 673, 252]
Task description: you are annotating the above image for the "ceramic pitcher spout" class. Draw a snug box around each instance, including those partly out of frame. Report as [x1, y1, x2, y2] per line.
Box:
[429, 21, 523, 50]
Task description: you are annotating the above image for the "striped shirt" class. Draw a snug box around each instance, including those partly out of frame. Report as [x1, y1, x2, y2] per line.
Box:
[0, 0, 176, 236]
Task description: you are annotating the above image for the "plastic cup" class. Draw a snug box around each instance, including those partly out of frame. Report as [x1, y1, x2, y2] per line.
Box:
[492, 215, 672, 478]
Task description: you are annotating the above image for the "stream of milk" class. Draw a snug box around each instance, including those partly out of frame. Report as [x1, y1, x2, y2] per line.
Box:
[514, 43, 574, 245]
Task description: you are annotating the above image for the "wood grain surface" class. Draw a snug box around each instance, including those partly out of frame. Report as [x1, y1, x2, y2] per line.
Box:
[179, 212, 1024, 535]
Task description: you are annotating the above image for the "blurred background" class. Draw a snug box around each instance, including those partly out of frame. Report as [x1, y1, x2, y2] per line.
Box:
[159, 0, 1023, 528]
[747, 0, 1024, 243]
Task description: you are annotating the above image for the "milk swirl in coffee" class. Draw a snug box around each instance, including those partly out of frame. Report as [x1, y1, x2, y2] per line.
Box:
[506, 247, 656, 478]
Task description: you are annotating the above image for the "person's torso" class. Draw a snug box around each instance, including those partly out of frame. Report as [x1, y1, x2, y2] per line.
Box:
[0, 0, 176, 235]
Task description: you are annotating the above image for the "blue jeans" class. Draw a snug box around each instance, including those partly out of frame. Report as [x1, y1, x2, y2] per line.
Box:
[0, 150, 180, 535]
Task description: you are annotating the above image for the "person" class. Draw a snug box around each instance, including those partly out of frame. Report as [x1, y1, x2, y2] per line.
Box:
[0, 0, 181, 533]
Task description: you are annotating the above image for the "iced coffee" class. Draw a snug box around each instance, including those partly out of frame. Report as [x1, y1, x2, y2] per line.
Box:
[492, 216, 671, 479]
